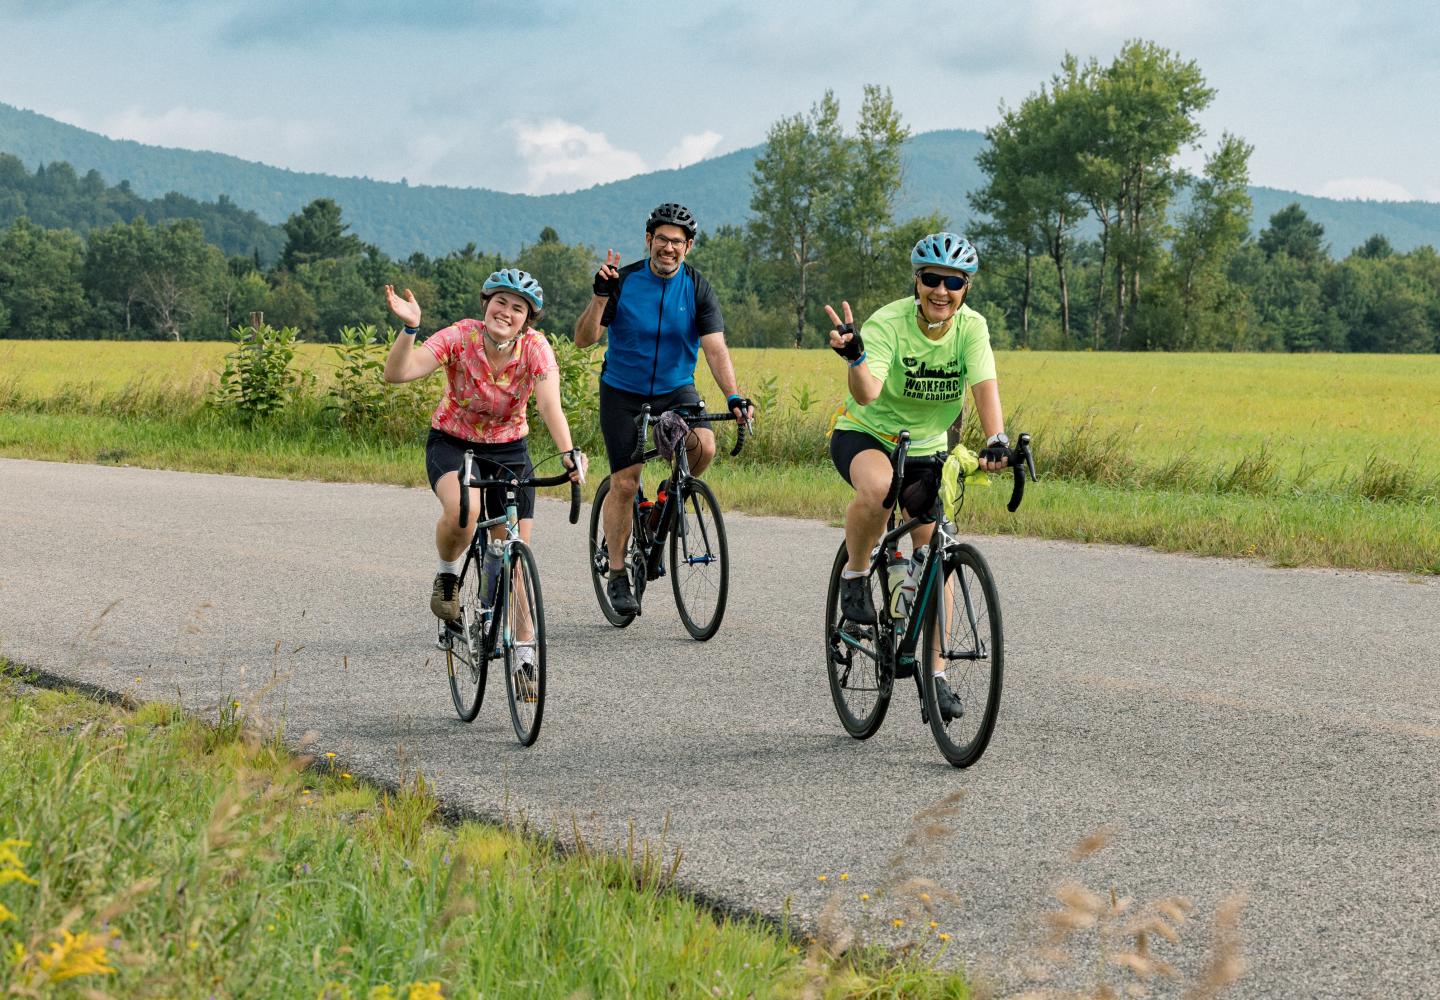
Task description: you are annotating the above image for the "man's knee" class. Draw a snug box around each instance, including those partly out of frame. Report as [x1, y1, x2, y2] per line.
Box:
[609, 465, 641, 498]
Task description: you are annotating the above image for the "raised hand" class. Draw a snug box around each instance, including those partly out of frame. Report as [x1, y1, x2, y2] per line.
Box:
[384, 285, 422, 328]
[593, 249, 622, 298]
[824, 301, 863, 362]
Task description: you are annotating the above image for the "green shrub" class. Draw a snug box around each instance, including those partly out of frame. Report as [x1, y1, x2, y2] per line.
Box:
[212, 322, 312, 422]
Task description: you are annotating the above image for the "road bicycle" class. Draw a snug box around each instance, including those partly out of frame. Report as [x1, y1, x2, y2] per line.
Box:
[824, 431, 1036, 767]
[436, 448, 581, 745]
[588, 402, 749, 641]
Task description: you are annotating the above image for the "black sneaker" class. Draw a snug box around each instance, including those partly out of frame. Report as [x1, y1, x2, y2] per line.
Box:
[431, 572, 460, 621]
[933, 676, 965, 723]
[839, 575, 877, 624]
[606, 574, 639, 614]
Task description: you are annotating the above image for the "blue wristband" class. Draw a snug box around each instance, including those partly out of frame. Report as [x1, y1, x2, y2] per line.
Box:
[847, 351, 867, 368]
[402, 326, 419, 336]
[727, 394, 744, 409]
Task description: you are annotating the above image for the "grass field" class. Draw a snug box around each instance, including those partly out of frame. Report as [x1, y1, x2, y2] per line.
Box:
[2, 340, 1437, 573]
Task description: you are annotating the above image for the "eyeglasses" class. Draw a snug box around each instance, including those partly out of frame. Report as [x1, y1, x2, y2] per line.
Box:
[918, 272, 969, 292]
[649, 234, 690, 250]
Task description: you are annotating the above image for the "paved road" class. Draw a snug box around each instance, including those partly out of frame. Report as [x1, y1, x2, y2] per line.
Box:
[2, 457, 1437, 998]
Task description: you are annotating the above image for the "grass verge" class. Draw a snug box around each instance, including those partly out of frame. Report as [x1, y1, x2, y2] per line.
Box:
[0, 670, 972, 999]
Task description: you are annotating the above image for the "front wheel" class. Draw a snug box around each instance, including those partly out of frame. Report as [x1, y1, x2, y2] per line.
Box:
[670, 477, 729, 641]
[499, 541, 546, 746]
[921, 543, 1003, 768]
[824, 542, 893, 739]
[588, 476, 637, 628]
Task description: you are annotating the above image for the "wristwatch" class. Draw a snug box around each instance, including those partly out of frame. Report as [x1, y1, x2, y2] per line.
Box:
[985, 432, 1010, 448]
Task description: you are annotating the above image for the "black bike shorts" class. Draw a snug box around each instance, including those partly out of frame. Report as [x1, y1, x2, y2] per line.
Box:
[830, 429, 941, 519]
[425, 429, 536, 521]
[598, 380, 710, 474]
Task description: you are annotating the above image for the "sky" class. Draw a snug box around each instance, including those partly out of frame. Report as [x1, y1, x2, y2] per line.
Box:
[2, 0, 1437, 202]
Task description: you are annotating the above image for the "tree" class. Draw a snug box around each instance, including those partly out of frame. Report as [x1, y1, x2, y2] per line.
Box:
[0, 219, 89, 339]
[517, 229, 596, 341]
[84, 218, 151, 336]
[280, 198, 363, 270]
[1258, 204, 1327, 263]
[748, 91, 846, 347]
[133, 220, 226, 340]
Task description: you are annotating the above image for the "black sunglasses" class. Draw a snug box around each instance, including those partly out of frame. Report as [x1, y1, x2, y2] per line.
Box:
[918, 271, 969, 291]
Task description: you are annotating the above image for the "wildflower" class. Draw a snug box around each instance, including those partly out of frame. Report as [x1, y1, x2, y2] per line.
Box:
[891, 918, 905, 928]
[1, 840, 36, 886]
[938, 932, 951, 942]
[266, 923, 276, 933]
[930, 921, 939, 929]
[859, 893, 870, 902]
[36, 930, 115, 982]
[918, 892, 931, 903]
[405, 982, 445, 1000]
[341, 773, 353, 781]
[816, 875, 828, 882]
[325, 752, 337, 760]
[0, 902, 14, 924]
[838, 873, 849, 881]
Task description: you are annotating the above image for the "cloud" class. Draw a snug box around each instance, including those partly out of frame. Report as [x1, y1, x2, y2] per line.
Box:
[1312, 178, 1417, 202]
[660, 131, 724, 171]
[75, 105, 348, 172]
[511, 119, 647, 195]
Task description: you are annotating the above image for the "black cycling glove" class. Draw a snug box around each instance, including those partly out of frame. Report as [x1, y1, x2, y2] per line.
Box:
[978, 437, 1011, 465]
[831, 322, 864, 362]
[593, 270, 618, 298]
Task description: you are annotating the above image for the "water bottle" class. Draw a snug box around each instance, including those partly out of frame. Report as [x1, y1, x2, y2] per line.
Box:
[480, 541, 503, 608]
[648, 481, 669, 534]
[637, 491, 654, 535]
[898, 544, 928, 616]
[887, 550, 909, 618]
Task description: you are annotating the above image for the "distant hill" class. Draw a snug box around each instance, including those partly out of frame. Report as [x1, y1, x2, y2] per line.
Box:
[4, 100, 1439, 259]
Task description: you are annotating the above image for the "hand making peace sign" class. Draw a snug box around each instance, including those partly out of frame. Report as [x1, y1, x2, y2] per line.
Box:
[593, 249, 622, 298]
[824, 301, 864, 363]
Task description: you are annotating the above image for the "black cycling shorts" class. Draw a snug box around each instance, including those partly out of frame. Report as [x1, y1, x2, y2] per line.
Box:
[425, 429, 536, 521]
[830, 429, 941, 519]
[598, 380, 710, 473]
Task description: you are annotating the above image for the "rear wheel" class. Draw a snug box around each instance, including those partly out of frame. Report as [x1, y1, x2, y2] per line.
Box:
[500, 542, 546, 746]
[447, 548, 491, 722]
[588, 476, 638, 628]
[921, 544, 1003, 768]
[824, 542, 893, 739]
[670, 477, 729, 641]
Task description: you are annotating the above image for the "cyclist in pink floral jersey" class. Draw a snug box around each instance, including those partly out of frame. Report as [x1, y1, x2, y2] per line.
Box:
[382, 269, 587, 627]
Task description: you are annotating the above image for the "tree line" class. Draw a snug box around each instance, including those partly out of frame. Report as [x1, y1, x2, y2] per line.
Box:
[2, 44, 1438, 352]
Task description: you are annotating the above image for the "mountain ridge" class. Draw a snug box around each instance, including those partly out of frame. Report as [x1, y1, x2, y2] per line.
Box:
[4, 100, 1439, 259]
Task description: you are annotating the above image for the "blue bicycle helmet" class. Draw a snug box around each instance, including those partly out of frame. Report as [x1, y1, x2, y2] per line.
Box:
[911, 232, 979, 274]
[482, 268, 544, 312]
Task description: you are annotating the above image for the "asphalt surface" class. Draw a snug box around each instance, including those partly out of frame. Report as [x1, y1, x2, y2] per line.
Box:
[2, 457, 1437, 998]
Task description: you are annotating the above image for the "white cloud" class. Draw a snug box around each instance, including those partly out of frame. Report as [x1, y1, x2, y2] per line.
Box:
[1312, 177, 1417, 202]
[661, 131, 724, 171]
[511, 119, 647, 195]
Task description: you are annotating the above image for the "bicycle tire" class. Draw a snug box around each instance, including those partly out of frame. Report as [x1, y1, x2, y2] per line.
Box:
[824, 541, 893, 739]
[669, 477, 729, 641]
[921, 543, 1003, 768]
[588, 476, 638, 628]
[447, 546, 490, 722]
[500, 541, 546, 746]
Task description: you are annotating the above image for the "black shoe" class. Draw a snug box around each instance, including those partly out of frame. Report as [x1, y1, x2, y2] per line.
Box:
[838, 575, 876, 624]
[933, 676, 965, 723]
[607, 574, 639, 614]
[431, 572, 460, 621]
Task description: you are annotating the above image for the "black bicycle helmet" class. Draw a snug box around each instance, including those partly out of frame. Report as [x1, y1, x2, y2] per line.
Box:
[646, 202, 698, 239]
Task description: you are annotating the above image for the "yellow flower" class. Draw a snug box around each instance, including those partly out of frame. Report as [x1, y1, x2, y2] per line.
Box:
[0, 902, 15, 924]
[188, 939, 199, 952]
[325, 752, 337, 759]
[36, 930, 115, 982]
[938, 932, 951, 942]
[929, 921, 939, 929]
[891, 918, 904, 928]
[918, 892, 931, 903]
[341, 773, 353, 781]
[816, 875, 828, 882]
[405, 983, 445, 1000]
[0, 840, 37, 887]
[838, 873, 849, 881]
[859, 893, 870, 902]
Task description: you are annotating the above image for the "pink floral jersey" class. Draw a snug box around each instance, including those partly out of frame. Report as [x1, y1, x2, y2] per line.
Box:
[424, 319, 558, 444]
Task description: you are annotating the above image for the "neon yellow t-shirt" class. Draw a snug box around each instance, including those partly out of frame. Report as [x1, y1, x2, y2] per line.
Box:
[832, 297, 997, 455]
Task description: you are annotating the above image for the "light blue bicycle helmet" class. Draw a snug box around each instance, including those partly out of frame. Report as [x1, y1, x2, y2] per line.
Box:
[911, 232, 979, 274]
[482, 268, 544, 312]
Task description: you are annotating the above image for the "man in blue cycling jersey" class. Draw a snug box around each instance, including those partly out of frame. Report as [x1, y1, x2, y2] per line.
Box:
[574, 202, 753, 615]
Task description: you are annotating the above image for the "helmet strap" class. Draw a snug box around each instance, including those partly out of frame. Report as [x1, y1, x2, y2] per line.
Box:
[483, 327, 517, 354]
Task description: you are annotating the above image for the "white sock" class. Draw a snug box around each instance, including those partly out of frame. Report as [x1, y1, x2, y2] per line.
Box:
[933, 670, 947, 684]
[437, 554, 464, 575]
[841, 568, 867, 580]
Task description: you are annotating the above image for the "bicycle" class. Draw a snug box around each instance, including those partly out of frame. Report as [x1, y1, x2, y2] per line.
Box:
[587, 402, 749, 641]
[824, 431, 1036, 767]
[436, 448, 582, 745]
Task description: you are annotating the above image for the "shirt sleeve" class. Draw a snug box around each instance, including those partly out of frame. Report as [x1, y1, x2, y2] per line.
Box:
[960, 312, 996, 387]
[694, 272, 725, 335]
[860, 311, 895, 384]
[527, 332, 559, 377]
[424, 322, 464, 365]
